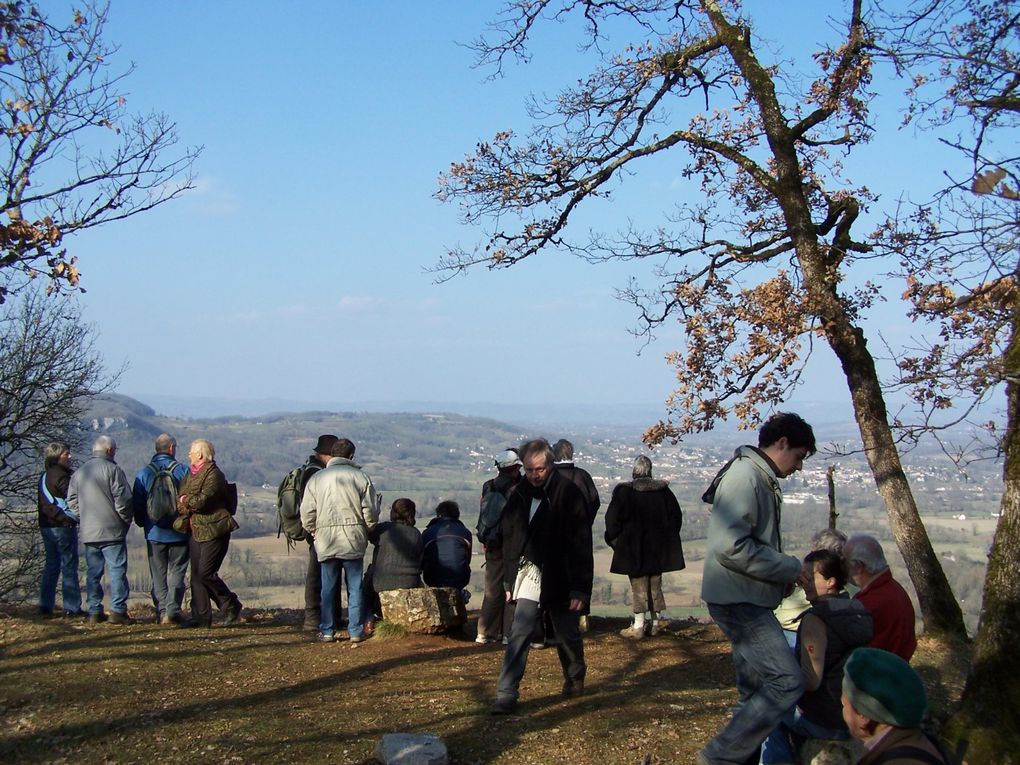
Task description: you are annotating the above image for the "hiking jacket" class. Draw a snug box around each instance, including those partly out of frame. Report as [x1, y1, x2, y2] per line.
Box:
[604, 477, 685, 576]
[501, 468, 593, 607]
[422, 516, 472, 589]
[700, 446, 801, 608]
[178, 461, 236, 543]
[554, 461, 601, 523]
[854, 569, 918, 661]
[68, 453, 132, 545]
[300, 456, 379, 561]
[132, 452, 190, 544]
[796, 594, 874, 730]
[38, 463, 75, 528]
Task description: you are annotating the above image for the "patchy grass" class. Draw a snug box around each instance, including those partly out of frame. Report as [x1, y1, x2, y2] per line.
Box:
[0, 607, 966, 764]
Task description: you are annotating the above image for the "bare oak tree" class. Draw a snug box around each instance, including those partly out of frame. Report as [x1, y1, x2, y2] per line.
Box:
[879, 1, 1020, 758]
[0, 0, 199, 301]
[438, 0, 966, 638]
[0, 289, 111, 601]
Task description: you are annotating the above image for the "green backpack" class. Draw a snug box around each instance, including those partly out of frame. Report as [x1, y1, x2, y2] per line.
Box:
[276, 464, 316, 545]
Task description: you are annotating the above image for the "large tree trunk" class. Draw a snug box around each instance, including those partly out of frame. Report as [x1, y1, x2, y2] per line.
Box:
[947, 313, 1020, 761]
[823, 318, 967, 639]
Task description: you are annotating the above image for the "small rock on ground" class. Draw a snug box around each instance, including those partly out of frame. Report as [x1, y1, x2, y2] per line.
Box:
[374, 732, 448, 765]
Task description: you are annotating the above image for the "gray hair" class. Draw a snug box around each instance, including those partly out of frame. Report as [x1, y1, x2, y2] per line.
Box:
[519, 438, 555, 467]
[154, 433, 176, 454]
[632, 455, 653, 479]
[553, 439, 574, 461]
[810, 528, 848, 554]
[43, 441, 69, 468]
[92, 435, 116, 454]
[845, 533, 889, 574]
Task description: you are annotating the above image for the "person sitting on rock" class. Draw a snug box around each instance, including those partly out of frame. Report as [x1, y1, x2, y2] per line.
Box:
[363, 497, 424, 633]
[422, 500, 472, 594]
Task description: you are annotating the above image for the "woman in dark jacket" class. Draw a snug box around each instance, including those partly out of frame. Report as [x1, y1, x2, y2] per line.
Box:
[604, 455, 685, 639]
[37, 441, 83, 616]
[363, 497, 424, 632]
[176, 439, 241, 628]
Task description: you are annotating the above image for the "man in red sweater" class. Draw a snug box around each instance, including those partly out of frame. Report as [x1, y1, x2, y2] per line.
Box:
[843, 534, 917, 661]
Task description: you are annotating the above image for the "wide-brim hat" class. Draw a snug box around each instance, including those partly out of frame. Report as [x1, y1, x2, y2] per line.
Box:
[314, 434, 339, 455]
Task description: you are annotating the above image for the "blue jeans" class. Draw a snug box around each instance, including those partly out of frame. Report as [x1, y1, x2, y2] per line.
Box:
[39, 526, 82, 612]
[703, 602, 804, 765]
[85, 540, 129, 615]
[320, 557, 364, 638]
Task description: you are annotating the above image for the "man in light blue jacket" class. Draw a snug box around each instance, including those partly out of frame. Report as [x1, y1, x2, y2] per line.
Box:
[68, 435, 133, 625]
[133, 434, 190, 625]
[698, 412, 816, 765]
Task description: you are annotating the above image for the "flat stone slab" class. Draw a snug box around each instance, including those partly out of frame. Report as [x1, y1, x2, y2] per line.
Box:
[374, 732, 448, 765]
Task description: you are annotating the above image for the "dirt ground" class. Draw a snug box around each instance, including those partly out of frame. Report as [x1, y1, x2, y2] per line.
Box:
[0, 607, 967, 765]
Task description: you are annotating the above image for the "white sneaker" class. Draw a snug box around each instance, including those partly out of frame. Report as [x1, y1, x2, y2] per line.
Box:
[619, 625, 645, 640]
[475, 635, 496, 644]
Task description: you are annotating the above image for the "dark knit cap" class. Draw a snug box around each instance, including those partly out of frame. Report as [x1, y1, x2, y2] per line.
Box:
[842, 647, 927, 728]
[314, 434, 339, 455]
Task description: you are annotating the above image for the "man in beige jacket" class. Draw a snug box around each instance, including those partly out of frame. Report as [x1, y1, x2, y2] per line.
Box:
[300, 438, 379, 643]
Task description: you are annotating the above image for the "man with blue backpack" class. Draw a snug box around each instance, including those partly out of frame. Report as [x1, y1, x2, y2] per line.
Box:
[133, 434, 190, 625]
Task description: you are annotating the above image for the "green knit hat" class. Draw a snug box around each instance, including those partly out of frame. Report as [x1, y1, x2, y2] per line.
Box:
[842, 647, 927, 728]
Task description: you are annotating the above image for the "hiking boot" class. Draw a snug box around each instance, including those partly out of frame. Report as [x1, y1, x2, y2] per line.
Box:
[87, 612, 108, 625]
[179, 618, 211, 629]
[223, 601, 242, 627]
[490, 698, 517, 715]
[619, 625, 645, 640]
[317, 632, 336, 643]
[109, 612, 133, 625]
[163, 612, 184, 626]
[349, 634, 369, 644]
[561, 679, 584, 698]
[63, 609, 86, 619]
[38, 606, 53, 617]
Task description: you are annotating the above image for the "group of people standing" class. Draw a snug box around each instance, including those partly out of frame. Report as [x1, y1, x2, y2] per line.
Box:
[36, 417, 942, 764]
[36, 433, 242, 628]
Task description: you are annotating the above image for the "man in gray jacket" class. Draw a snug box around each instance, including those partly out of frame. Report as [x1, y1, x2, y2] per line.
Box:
[300, 438, 379, 643]
[697, 412, 816, 765]
[68, 435, 133, 625]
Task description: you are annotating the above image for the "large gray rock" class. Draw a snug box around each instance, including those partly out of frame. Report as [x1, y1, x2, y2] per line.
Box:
[374, 733, 448, 765]
[378, 587, 466, 634]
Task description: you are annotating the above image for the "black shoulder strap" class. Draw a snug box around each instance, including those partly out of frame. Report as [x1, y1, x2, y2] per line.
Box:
[873, 744, 947, 765]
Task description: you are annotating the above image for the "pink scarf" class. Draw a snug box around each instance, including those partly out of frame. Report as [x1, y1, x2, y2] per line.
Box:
[190, 460, 206, 475]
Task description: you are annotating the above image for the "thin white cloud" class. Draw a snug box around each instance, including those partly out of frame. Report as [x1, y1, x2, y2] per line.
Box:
[187, 176, 241, 216]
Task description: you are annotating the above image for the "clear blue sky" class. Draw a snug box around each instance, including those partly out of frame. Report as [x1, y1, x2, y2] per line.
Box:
[67, 1, 955, 421]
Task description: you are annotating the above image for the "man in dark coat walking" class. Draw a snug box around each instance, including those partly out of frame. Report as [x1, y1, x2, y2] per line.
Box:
[605, 455, 685, 639]
[491, 439, 594, 715]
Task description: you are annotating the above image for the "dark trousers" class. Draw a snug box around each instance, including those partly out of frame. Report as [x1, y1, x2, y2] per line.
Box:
[496, 598, 585, 702]
[305, 538, 342, 625]
[477, 546, 514, 639]
[188, 534, 238, 625]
